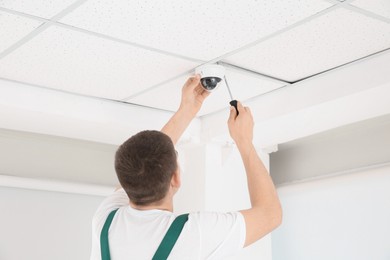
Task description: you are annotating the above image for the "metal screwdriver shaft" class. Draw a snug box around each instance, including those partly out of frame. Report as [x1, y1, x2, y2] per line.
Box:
[224, 76, 239, 115]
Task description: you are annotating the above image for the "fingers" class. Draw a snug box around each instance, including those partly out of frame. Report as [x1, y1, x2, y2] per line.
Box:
[245, 107, 254, 123]
[229, 101, 252, 119]
[200, 86, 211, 99]
[191, 76, 211, 103]
[194, 83, 203, 94]
[245, 106, 252, 116]
[193, 83, 209, 97]
[228, 105, 237, 122]
[184, 74, 201, 90]
[236, 101, 245, 113]
[238, 102, 252, 117]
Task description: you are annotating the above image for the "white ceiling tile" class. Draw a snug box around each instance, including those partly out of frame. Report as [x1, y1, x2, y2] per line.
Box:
[0, 25, 199, 100]
[352, 0, 390, 19]
[128, 74, 189, 113]
[0, 11, 42, 53]
[60, 0, 331, 60]
[0, 0, 77, 19]
[225, 8, 390, 82]
[128, 68, 285, 116]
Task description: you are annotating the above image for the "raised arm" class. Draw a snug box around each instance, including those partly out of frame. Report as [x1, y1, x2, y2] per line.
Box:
[115, 75, 208, 191]
[228, 101, 282, 247]
[161, 75, 209, 145]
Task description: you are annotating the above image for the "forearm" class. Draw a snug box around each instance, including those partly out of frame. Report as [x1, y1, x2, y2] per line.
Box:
[237, 141, 281, 214]
[228, 102, 281, 246]
[161, 107, 195, 145]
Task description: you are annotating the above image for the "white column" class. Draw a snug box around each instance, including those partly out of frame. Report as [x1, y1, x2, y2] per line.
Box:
[174, 144, 207, 214]
[203, 143, 273, 260]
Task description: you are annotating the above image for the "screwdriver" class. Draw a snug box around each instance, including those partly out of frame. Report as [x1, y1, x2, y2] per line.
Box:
[224, 76, 239, 115]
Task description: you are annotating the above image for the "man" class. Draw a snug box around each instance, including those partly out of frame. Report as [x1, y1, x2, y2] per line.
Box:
[90, 75, 282, 259]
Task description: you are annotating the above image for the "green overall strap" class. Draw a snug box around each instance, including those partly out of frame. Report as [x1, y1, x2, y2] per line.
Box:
[100, 209, 119, 260]
[152, 213, 189, 260]
[100, 210, 188, 260]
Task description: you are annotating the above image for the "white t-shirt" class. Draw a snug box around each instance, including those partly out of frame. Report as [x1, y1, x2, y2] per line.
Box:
[90, 188, 246, 260]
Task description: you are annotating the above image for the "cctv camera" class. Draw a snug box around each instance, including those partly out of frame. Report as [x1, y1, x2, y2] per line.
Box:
[195, 64, 225, 91]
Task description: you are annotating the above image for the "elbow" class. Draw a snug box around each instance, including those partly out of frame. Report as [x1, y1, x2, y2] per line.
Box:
[270, 203, 283, 230]
[275, 206, 283, 228]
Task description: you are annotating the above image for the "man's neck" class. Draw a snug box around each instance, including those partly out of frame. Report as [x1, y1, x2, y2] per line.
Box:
[130, 200, 173, 212]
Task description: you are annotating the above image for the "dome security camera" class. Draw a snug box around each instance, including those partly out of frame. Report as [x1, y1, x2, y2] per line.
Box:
[195, 64, 239, 115]
[195, 64, 225, 91]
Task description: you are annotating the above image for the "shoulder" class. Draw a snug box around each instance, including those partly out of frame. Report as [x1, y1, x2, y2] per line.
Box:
[92, 189, 129, 235]
[183, 211, 246, 258]
[189, 211, 245, 225]
[187, 211, 246, 240]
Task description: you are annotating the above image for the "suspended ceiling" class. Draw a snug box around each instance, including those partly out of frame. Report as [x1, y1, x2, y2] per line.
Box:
[0, 0, 389, 116]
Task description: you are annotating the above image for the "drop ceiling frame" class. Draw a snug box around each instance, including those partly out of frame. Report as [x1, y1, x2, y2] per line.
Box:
[0, 0, 389, 109]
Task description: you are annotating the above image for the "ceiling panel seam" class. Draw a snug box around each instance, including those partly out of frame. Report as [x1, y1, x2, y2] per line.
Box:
[53, 2, 341, 69]
[0, 76, 175, 114]
[0, 1, 347, 68]
[217, 62, 291, 84]
[200, 47, 390, 119]
[0, 6, 204, 63]
[0, 1, 347, 86]
[49, 0, 88, 21]
[341, 3, 390, 24]
[321, 0, 390, 25]
[54, 22, 204, 63]
[120, 69, 195, 101]
[0, 7, 47, 22]
[120, 60, 292, 102]
[0, 2, 341, 69]
[2, 0, 388, 104]
[119, 4, 341, 101]
[322, 0, 340, 5]
[2, 1, 388, 72]
[0, 23, 50, 60]
[290, 47, 390, 84]
[198, 83, 291, 119]
[202, 0, 390, 65]
[200, 4, 341, 66]
[0, 76, 121, 103]
[0, 0, 88, 60]
[2, 45, 388, 117]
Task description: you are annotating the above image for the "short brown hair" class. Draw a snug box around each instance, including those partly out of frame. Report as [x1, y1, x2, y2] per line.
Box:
[115, 130, 177, 205]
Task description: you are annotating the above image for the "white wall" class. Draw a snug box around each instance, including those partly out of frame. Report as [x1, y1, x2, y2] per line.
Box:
[0, 186, 103, 260]
[174, 144, 207, 214]
[0, 128, 118, 185]
[270, 114, 390, 185]
[272, 164, 390, 260]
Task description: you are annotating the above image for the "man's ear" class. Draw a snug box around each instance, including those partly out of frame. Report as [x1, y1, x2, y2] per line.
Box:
[171, 168, 181, 189]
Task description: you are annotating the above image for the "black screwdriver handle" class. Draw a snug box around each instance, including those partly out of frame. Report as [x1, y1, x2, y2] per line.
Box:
[229, 100, 239, 115]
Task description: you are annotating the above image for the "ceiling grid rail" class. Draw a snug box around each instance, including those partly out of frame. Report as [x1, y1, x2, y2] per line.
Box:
[0, 5, 203, 64]
[341, 3, 390, 24]
[121, 4, 343, 100]
[202, 47, 390, 118]
[0, 0, 88, 60]
[122, 0, 390, 100]
[289, 47, 390, 84]
[0, 0, 389, 108]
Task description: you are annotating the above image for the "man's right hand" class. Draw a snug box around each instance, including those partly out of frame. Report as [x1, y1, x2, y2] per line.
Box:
[227, 101, 254, 146]
[228, 100, 282, 247]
